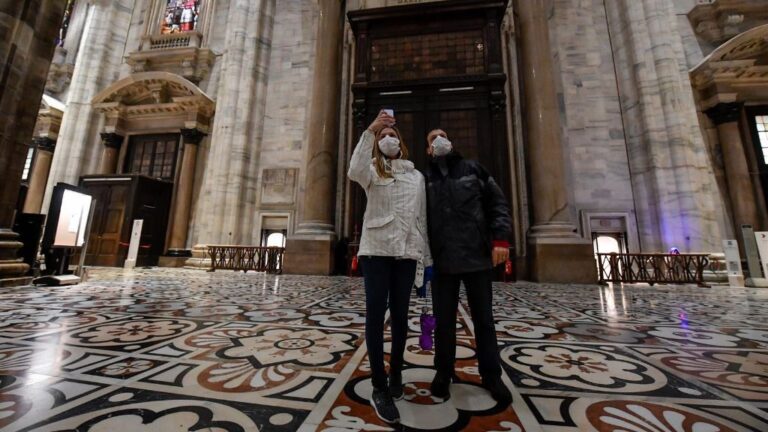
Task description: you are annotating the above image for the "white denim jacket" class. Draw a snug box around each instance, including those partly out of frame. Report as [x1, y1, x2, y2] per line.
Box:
[348, 130, 432, 266]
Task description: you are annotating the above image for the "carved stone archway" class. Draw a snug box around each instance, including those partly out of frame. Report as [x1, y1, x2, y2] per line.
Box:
[92, 71, 216, 262]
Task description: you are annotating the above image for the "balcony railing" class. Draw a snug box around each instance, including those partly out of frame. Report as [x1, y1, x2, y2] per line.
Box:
[207, 246, 284, 274]
[597, 253, 710, 286]
[144, 32, 201, 51]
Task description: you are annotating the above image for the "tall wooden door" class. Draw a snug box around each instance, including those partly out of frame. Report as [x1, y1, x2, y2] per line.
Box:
[85, 183, 129, 266]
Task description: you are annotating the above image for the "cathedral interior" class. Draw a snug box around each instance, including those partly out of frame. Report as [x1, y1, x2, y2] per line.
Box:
[0, 0, 767, 430]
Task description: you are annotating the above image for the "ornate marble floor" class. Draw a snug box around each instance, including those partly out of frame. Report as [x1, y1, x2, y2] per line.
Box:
[0, 268, 765, 431]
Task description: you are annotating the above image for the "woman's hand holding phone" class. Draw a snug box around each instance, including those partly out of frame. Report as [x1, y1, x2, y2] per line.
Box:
[367, 110, 396, 134]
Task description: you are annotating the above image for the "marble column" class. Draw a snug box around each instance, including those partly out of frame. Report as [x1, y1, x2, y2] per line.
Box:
[43, 0, 136, 213]
[23, 138, 57, 214]
[514, 0, 596, 283]
[0, 0, 66, 286]
[167, 129, 206, 257]
[705, 103, 760, 231]
[283, 0, 344, 275]
[99, 132, 124, 174]
[604, 0, 723, 252]
[190, 0, 275, 250]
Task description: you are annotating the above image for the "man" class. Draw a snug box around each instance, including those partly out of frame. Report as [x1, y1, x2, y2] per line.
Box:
[424, 128, 512, 405]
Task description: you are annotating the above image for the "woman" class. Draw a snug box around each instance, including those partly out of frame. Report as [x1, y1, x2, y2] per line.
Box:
[348, 110, 431, 424]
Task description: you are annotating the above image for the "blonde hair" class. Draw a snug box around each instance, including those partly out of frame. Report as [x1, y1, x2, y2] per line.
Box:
[373, 127, 409, 179]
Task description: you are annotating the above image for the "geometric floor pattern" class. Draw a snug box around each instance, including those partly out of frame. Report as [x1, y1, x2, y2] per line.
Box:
[0, 268, 766, 431]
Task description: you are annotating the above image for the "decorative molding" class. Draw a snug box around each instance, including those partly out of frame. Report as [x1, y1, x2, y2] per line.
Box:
[704, 102, 743, 125]
[32, 137, 56, 153]
[688, 0, 768, 45]
[127, 32, 215, 83]
[100, 132, 125, 149]
[180, 128, 207, 145]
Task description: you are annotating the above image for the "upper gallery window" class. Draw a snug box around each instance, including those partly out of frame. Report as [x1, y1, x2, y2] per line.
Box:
[161, 0, 201, 34]
[756, 115, 768, 164]
[21, 147, 35, 182]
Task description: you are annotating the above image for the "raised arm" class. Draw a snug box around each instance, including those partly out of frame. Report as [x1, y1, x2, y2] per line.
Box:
[348, 130, 376, 189]
[348, 110, 396, 189]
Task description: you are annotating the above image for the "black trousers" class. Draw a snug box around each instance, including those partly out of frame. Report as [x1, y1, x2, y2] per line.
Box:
[361, 256, 416, 389]
[432, 269, 502, 381]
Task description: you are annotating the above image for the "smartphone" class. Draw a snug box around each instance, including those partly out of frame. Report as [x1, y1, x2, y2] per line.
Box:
[383, 109, 394, 117]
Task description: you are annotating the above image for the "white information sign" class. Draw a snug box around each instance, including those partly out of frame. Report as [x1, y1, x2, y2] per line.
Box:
[124, 220, 144, 270]
[755, 232, 768, 279]
[723, 240, 742, 277]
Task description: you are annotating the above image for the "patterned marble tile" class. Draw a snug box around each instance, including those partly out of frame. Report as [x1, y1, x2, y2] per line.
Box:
[0, 267, 765, 431]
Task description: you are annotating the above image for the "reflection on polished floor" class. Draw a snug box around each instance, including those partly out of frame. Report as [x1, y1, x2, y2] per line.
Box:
[0, 268, 766, 431]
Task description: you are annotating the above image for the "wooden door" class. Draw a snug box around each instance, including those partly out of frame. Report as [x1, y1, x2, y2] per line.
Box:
[85, 183, 128, 266]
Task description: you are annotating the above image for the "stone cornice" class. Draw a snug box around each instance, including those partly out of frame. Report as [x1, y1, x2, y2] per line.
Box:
[688, 0, 768, 45]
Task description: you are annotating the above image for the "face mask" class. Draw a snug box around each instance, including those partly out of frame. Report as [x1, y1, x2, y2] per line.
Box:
[378, 136, 401, 158]
[431, 136, 453, 157]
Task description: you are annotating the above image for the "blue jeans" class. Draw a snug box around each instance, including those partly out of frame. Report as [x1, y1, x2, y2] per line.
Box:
[361, 256, 416, 389]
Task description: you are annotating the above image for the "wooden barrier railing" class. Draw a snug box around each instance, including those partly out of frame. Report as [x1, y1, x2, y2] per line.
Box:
[207, 246, 284, 274]
[597, 253, 710, 286]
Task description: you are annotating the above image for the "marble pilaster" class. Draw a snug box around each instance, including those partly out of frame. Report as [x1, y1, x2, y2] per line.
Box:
[0, 0, 66, 285]
[283, 0, 344, 275]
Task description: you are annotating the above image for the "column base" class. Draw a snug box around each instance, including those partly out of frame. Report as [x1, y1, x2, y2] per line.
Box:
[158, 256, 191, 268]
[184, 244, 211, 269]
[528, 240, 597, 284]
[0, 229, 31, 287]
[283, 236, 336, 275]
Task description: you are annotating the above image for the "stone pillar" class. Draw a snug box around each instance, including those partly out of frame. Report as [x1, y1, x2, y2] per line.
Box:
[283, 0, 344, 275]
[705, 103, 760, 231]
[99, 132, 124, 174]
[514, 0, 596, 283]
[166, 128, 205, 259]
[190, 0, 275, 250]
[23, 137, 57, 214]
[605, 0, 723, 253]
[0, 1, 67, 286]
[43, 0, 136, 213]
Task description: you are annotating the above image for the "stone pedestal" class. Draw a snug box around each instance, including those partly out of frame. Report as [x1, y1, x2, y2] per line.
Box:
[283, 238, 335, 275]
[515, 0, 595, 283]
[284, 0, 343, 275]
[184, 244, 211, 269]
[0, 230, 31, 286]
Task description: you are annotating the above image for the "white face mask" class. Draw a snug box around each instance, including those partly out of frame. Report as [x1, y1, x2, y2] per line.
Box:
[378, 136, 401, 158]
[431, 136, 453, 157]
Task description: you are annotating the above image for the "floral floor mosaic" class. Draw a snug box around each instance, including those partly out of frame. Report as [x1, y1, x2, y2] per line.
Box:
[0, 267, 765, 431]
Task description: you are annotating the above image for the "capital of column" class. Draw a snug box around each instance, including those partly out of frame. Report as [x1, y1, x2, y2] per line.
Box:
[100, 132, 125, 149]
[32, 137, 56, 153]
[180, 128, 207, 145]
[704, 102, 743, 125]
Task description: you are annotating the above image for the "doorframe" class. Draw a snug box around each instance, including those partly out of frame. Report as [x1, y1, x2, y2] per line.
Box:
[345, 0, 511, 241]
